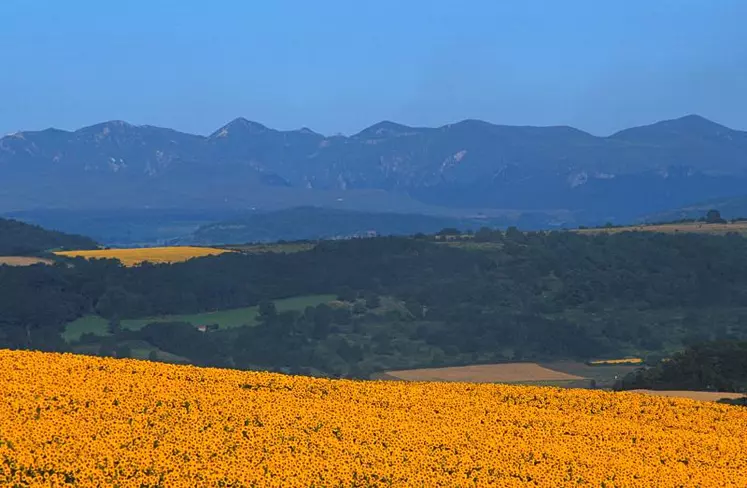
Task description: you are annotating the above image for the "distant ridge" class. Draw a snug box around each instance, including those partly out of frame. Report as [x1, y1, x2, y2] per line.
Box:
[610, 114, 736, 142]
[179, 206, 506, 245]
[6, 113, 734, 139]
[2, 114, 747, 224]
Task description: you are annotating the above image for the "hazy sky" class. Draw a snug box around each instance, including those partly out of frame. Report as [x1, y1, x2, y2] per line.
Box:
[2, 0, 746, 136]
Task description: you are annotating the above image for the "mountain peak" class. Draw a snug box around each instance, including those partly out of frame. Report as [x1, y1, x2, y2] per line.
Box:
[210, 118, 269, 138]
[73, 120, 139, 140]
[667, 114, 729, 131]
[610, 114, 731, 140]
[676, 114, 712, 123]
[295, 127, 321, 136]
[354, 121, 416, 138]
[86, 120, 134, 129]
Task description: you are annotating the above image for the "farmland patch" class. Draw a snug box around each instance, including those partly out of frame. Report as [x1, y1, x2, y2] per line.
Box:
[628, 389, 746, 402]
[0, 256, 53, 266]
[576, 221, 747, 236]
[380, 362, 585, 383]
[54, 246, 232, 266]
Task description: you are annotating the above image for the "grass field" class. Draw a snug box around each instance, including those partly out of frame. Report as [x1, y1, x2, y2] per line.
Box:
[0, 256, 53, 266]
[63, 294, 337, 342]
[576, 221, 747, 236]
[54, 246, 232, 266]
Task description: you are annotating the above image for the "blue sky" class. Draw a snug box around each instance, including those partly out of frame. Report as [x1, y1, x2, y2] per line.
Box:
[2, 0, 746, 136]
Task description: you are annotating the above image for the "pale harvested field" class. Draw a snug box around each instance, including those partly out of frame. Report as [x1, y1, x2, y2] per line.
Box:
[381, 362, 584, 383]
[630, 389, 746, 402]
[576, 222, 747, 235]
[0, 256, 53, 266]
[54, 246, 232, 266]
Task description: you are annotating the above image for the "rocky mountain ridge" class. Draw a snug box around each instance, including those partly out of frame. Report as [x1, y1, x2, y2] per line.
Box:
[2, 114, 746, 222]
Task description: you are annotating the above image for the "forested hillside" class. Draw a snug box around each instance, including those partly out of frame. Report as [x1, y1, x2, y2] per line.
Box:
[0, 217, 98, 256]
[5, 227, 747, 378]
[619, 341, 747, 393]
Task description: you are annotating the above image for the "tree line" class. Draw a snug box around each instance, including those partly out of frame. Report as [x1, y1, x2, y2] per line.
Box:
[618, 341, 747, 395]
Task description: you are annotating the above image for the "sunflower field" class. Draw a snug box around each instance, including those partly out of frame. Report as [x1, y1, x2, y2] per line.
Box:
[1, 349, 746, 487]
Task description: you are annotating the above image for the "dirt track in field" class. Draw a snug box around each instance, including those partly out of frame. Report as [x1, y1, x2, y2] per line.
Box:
[380, 363, 585, 383]
[0, 256, 53, 266]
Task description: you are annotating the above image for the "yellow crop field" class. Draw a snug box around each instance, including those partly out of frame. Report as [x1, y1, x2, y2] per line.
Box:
[587, 358, 644, 366]
[54, 246, 231, 266]
[1, 350, 747, 487]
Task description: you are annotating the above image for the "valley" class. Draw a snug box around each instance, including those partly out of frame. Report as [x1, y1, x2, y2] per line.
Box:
[4, 215, 747, 393]
[4, 3, 747, 485]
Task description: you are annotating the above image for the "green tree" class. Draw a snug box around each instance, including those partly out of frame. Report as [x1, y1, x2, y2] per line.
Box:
[312, 304, 333, 339]
[258, 300, 277, 321]
[336, 287, 357, 302]
[474, 227, 499, 242]
[98, 340, 116, 357]
[332, 307, 352, 325]
[108, 317, 122, 335]
[706, 209, 726, 224]
[365, 294, 381, 309]
[352, 301, 367, 315]
[115, 344, 131, 359]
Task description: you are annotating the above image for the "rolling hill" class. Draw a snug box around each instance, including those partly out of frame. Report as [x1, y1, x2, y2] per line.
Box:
[181, 206, 508, 244]
[0, 217, 98, 256]
[645, 195, 747, 223]
[1, 349, 746, 486]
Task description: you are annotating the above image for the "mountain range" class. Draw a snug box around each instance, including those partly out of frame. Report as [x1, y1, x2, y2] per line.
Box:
[2, 114, 747, 224]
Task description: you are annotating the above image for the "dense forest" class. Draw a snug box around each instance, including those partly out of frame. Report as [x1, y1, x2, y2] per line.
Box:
[0, 217, 98, 255]
[618, 341, 747, 395]
[4, 224, 747, 380]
